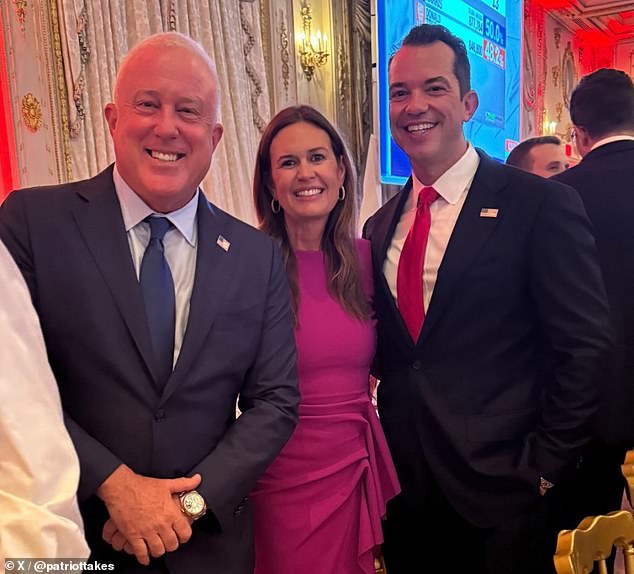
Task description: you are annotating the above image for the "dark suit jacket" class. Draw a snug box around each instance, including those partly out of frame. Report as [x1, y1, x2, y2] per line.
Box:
[0, 166, 300, 573]
[554, 140, 634, 445]
[363, 150, 611, 528]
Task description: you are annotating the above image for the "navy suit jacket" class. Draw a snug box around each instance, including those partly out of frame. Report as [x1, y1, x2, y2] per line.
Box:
[363, 150, 611, 527]
[554, 140, 634, 445]
[0, 166, 300, 574]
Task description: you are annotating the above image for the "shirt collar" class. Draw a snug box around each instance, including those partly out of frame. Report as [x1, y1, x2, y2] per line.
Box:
[113, 165, 198, 246]
[409, 144, 480, 208]
[590, 134, 634, 152]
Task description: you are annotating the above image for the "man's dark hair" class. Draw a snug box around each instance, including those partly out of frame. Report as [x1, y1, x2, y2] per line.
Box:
[506, 135, 562, 170]
[570, 68, 634, 138]
[392, 24, 471, 97]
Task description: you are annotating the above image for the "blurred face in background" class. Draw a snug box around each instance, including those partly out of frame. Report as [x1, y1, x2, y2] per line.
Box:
[528, 143, 569, 178]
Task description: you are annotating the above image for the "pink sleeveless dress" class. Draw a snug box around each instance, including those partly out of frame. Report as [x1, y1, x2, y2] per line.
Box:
[250, 239, 400, 574]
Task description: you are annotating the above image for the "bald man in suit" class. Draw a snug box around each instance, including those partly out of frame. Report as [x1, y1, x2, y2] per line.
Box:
[0, 33, 299, 574]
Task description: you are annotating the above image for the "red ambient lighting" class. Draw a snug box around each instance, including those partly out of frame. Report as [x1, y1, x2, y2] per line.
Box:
[0, 9, 18, 200]
[575, 29, 616, 46]
[605, 18, 634, 36]
[530, 0, 573, 10]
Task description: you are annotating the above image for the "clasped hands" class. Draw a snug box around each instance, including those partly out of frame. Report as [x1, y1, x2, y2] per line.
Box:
[97, 465, 201, 565]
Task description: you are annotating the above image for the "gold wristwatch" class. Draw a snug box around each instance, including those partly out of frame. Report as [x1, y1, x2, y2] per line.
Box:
[179, 490, 207, 520]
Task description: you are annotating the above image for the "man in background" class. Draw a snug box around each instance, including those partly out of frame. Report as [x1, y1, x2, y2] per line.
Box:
[364, 24, 611, 574]
[506, 135, 569, 177]
[553, 67, 634, 527]
[0, 238, 89, 561]
[0, 32, 299, 574]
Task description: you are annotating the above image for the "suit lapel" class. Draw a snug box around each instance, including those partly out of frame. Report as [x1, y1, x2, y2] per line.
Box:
[420, 152, 506, 343]
[71, 166, 157, 381]
[160, 194, 233, 403]
[370, 179, 416, 347]
[371, 179, 412, 269]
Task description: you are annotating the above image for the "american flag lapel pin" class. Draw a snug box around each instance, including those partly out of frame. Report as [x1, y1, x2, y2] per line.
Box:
[216, 234, 231, 252]
[480, 208, 499, 218]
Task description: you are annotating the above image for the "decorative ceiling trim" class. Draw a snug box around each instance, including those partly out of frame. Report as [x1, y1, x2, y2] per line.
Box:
[548, 0, 634, 39]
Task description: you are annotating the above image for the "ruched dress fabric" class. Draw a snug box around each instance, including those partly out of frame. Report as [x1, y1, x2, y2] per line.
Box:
[251, 239, 400, 574]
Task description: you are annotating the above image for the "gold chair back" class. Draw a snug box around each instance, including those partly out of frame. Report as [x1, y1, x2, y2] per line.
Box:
[554, 510, 634, 574]
[622, 449, 634, 506]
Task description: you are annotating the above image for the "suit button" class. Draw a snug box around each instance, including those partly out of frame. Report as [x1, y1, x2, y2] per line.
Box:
[154, 410, 166, 421]
[412, 360, 422, 370]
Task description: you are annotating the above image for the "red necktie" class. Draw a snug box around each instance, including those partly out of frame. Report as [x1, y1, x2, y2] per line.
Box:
[397, 186, 439, 341]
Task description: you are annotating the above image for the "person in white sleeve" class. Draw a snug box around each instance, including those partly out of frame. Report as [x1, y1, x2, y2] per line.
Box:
[0, 238, 89, 561]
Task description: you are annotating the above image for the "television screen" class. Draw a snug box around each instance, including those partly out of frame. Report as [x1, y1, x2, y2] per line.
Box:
[375, 0, 522, 184]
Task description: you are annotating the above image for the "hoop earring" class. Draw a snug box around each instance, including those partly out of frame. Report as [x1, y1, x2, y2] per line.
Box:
[338, 186, 346, 201]
[270, 198, 281, 214]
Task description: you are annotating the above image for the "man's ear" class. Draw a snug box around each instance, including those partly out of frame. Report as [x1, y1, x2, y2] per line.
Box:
[104, 103, 117, 135]
[210, 123, 224, 153]
[462, 90, 479, 122]
[578, 126, 591, 148]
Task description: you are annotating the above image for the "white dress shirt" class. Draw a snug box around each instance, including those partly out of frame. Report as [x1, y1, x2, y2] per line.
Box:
[0, 240, 90, 560]
[113, 167, 198, 366]
[384, 145, 480, 311]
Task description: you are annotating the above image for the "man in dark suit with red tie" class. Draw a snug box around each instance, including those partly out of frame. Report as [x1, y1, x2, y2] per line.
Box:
[363, 24, 611, 574]
[0, 33, 299, 574]
[552, 68, 634, 527]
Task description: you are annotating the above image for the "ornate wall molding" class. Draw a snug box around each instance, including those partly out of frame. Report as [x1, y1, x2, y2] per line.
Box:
[331, 0, 372, 170]
[21, 92, 43, 132]
[56, 0, 90, 140]
[168, 0, 177, 31]
[279, 18, 290, 94]
[48, 0, 73, 180]
[13, 0, 28, 31]
[261, 0, 298, 113]
[240, 2, 267, 133]
[2, 0, 68, 186]
[522, 0, 548, 137]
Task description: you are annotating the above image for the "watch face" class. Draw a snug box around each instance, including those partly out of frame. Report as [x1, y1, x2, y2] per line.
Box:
[183, 492, 205, 515]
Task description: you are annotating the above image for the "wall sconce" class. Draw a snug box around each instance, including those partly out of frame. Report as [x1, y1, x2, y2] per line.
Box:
[542, 110, 557, 135]
[296, 2, 329, 81]
[543, 118, 558, 135]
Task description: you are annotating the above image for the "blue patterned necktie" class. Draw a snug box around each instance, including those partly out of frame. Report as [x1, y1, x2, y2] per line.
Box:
[140, 216, 175, 388]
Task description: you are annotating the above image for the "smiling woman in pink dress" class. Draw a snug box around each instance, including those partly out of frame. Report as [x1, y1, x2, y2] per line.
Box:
[250, 105, 400, 574]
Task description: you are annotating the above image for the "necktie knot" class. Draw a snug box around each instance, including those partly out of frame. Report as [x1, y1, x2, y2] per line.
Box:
[417, 186, 439, 209]
[146, 216, 171, 241]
